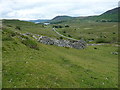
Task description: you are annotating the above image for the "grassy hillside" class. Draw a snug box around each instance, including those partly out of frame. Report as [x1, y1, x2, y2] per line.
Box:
[53, 22, 118, 44]
[98, 7, 119, 22]
[2, 19, 60, 39]
[3, 19, 119, 44]
[47, 7, 119, 44]
[2, 20, 118, 88]
[50, 16, 73, 24]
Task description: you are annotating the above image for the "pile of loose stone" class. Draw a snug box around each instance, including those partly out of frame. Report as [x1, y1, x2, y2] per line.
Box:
[37, 36, 86, 49]
[20, 32, 86, 49]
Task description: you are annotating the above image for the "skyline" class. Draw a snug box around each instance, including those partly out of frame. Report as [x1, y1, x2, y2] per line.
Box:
[0, 0, 119, 20]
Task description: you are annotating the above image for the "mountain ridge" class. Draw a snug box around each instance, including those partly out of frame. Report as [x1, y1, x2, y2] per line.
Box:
[49, 7, 119, 23]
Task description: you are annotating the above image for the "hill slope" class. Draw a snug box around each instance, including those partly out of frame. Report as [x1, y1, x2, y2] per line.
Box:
[2, 19, 61, 39]
[87, 7, 119, 22]
[2, 20, 118, 88]
[99, 7, 119, 21]
[50, 16, 73, 24]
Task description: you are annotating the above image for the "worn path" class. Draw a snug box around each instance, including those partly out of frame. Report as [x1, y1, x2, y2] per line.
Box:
[52, 28, 79, 41]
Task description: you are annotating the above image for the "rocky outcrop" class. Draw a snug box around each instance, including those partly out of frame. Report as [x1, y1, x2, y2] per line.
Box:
[38, 36, 86, 49]
[19, 32, 86, 49]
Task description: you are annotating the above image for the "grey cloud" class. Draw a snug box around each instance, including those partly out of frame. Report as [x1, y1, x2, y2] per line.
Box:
[0, 0, 118, 20]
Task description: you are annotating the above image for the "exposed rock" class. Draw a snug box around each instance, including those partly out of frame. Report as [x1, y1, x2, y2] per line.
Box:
[32, 35, 38, 40]
[38, 36, 86, 49]
[35, 34, 41, 37]
[18, 32, 86, 49]
[39, 36, 54, 45]
[111, 52, 118, 55]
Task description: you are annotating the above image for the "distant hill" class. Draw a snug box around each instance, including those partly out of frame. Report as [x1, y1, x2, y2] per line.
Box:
[49, 16, 74, 24]
[49, 7, 119, 24]
[84, 7, 119, 22]
[97, 7, 119, 22]
[27, 19, 50, 23]
[52, 16, 72, 20]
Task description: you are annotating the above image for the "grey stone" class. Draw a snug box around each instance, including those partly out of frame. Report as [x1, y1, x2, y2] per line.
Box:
[19, 32, 86, 49]
[32, 35, 38, 40]
[38, 36, 86, 49]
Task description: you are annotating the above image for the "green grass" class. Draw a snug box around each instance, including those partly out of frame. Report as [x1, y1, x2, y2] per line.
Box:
[2, 27, 118, 88]
[3, 19, 119, 44]
[2, 20, 118, 88]
[2, 20, 60, 39]
[54, 22, 118, 43]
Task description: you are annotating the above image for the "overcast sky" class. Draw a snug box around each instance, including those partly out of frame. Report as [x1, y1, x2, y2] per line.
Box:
[0, 0, 119, 20]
